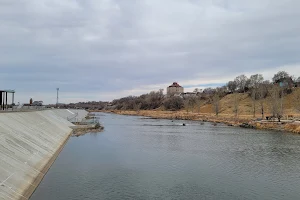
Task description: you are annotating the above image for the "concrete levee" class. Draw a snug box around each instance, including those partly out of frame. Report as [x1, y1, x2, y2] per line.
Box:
[0, 109, 87, 200]
[50, 109, 88, 123]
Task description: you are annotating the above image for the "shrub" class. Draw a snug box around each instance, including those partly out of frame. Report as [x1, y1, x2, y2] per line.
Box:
[163, 97, 184, 111]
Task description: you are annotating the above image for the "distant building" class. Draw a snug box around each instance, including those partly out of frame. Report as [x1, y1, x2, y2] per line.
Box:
[32, 101, 43, 106]
[180, 92, 197, 98]
[167, 82, 184, 96]
[275, 77, 294, 89]
[294, 78, 300, 87]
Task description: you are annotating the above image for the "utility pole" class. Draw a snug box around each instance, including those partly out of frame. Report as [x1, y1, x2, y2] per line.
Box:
[280, 89, 283, 118]
[56, 88, 59, 108]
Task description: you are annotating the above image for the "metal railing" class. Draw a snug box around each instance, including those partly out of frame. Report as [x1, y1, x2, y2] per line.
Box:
[67, 112, 79, 122]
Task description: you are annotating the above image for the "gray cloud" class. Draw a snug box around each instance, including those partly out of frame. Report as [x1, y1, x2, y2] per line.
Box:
[1, 0, 300, 103]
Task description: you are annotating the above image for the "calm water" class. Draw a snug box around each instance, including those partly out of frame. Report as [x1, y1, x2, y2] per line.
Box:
[31, 113, 300, 200]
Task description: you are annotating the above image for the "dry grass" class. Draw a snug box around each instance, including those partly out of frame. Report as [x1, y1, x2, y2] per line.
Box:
[190, 88, 300, 119]
[253, 122, 281, 130]
[285, 123, 300, 133]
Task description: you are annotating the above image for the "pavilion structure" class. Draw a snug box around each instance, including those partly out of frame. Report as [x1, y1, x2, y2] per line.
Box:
[0, 90, 15, 111]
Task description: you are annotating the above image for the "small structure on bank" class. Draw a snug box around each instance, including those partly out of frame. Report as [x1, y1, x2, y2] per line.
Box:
[22, 98, 45, 110]
[167, 82, 184, 97]
[0, 90, 15, 111]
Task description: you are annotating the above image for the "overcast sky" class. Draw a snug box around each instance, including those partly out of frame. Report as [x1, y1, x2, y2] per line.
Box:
[1, 0, 300, 104]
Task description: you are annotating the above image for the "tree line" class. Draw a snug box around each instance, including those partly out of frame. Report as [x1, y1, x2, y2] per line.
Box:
[109, 71, 300, 119]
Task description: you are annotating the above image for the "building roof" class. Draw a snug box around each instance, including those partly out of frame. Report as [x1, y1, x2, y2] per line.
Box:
[0, 90, 15, 93]
[168, 82, 182, 88]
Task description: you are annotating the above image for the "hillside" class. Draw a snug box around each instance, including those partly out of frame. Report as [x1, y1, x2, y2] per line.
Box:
[197, 88, 300, 119]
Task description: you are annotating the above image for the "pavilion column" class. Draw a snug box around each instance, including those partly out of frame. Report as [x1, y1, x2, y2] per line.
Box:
[0, 92, 2, 110]
[5, 92, 8, 110]
[2, 92, 5, 110]
[12, 93, 15, 110]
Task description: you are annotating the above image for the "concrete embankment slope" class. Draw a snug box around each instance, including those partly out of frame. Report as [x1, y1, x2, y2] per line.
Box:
[0, 109, 87, 200]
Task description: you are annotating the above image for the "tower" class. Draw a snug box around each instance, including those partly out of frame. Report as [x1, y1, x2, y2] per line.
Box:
[56, 88, 59, 107]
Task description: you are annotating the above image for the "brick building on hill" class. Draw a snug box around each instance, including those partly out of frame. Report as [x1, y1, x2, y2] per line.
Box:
[167, 82, 184, 96]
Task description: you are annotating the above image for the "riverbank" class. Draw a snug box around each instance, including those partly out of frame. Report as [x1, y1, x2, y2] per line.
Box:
[97, 110, 300, 134]
[29, 112, 300, 200]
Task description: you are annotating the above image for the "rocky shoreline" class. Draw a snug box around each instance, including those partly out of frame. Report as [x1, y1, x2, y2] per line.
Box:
[97, 110, 300, 134]
[71, 124, 104, 137]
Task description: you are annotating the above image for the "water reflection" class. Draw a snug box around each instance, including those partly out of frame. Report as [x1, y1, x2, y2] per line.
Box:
[31, 113, 300, 200]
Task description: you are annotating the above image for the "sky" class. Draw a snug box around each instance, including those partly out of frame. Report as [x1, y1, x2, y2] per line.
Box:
[1, 0, 300, 104]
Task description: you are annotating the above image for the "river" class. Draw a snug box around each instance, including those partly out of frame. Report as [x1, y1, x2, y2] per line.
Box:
[30, 113, 300, 200]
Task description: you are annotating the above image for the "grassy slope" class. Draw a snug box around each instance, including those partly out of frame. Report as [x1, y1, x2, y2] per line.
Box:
[195, 88, 300, 119]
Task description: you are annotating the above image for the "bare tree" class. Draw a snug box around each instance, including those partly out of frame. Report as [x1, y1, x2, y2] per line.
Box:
[189, 97, 197, 112]
[233, 93, 239, 118]
[184, 97, 197, 113]
[234, 75, 249, 93]
[227, 81, 237, 93]
[293, 89, 300, 112]
[249, 74, 264, 88]
[245, 79, 251, 92]
[134, 102, 142, 113]
[296, 77, 300, 87]
[272, 71, 290, 83]
[251, 90, 257, 117]
[257, 82, 269, 119]
[203, 87, 215, 95]
[160, 88, 165, 96]
[212, 93, 220, 116]
[219, 85, 229, 95]
[249, 74, 264, 117]
[146, 90, 165, 109]
[193, 88, 202, 94]
[163, 96, 184, 111]
[269, 85, 283, 121]
[111, 89, 165, 110]
[184, 100, 189, 113]
[196, 98, 202, 113]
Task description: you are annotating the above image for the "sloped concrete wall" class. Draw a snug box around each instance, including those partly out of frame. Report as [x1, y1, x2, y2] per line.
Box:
[0, 109, 86, 200]
[51, 109, 88, 123]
